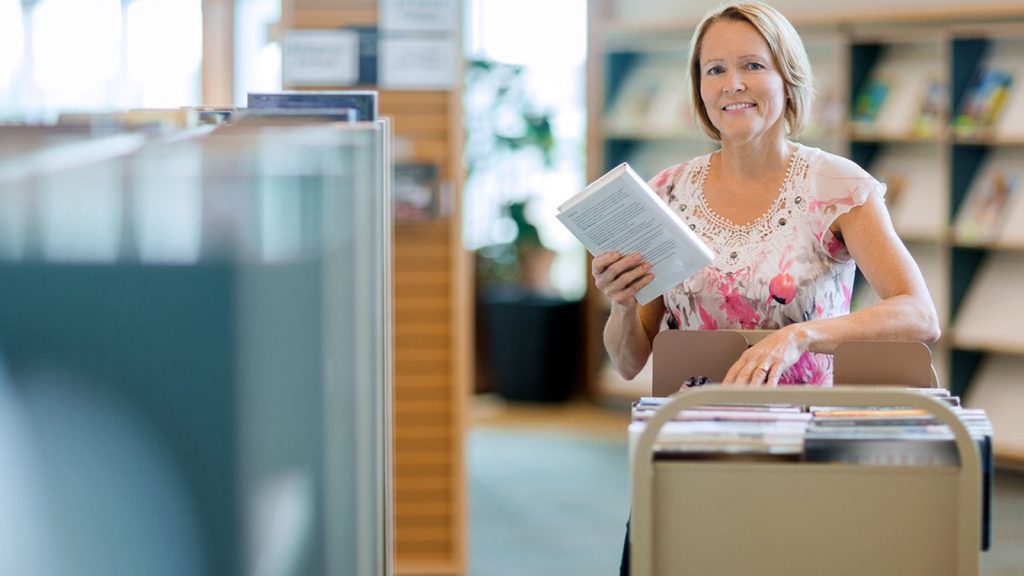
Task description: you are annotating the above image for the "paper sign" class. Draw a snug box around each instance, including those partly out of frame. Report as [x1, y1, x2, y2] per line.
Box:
[378, 37, 456, 89]
[379, 0, 456, 32]
[282, 30, 359, 87]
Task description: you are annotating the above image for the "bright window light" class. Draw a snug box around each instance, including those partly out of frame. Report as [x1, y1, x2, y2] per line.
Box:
[465, 0, 588, 299]
[33, 0, 122, 109]
[470, 0, 586, 66]
[125, 0, 202, 107]
[235, 0, 282, 106]
[0, 3, 24, 93]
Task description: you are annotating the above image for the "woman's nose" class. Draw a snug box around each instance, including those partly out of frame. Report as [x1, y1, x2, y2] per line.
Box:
[722, 71, 745, 93]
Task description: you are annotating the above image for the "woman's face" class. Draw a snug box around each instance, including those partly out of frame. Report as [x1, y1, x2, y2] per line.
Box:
[698, 19, 787, 144]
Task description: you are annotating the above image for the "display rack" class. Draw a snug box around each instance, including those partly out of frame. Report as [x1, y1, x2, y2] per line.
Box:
[586, 6, 1024, 465]
[630, 387, 982, 576]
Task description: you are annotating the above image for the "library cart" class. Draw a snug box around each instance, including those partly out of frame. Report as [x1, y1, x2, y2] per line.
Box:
[630, 386, 983, 576]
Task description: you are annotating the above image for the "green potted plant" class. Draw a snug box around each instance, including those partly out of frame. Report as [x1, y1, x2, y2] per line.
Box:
[464, 59, 581, 402]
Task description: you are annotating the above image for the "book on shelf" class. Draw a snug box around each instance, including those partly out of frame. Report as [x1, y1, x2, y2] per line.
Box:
[871, 146, 946, 240]
[993, 68, 1024, 140]
[393, 163, 442, 222]
[954, 67, 1014, 136]
[605, 62, 661, 133]
[911, 77, 947, 139]
[851, 77, 890, 128]
[953, 168, 1018, 244]
[998, 175, 1024, 246]
[850, 46, 944, 139]
[246, 90, 378, 121]
[605, 57, 694, 137]
[556, 162, 715, 305]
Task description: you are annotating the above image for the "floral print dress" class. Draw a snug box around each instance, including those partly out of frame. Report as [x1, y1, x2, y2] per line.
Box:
[648, 143, 885, 385]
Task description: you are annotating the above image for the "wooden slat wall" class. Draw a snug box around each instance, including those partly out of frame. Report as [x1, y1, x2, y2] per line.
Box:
[387, 89, 466, 574]
[281, 3, 467, 574]
[201, 0, 234, 105]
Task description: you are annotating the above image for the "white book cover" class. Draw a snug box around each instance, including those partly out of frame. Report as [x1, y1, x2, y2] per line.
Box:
[557, 162, 715, 304]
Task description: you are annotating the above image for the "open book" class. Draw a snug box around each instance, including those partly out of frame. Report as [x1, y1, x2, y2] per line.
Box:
[557, 162, 714, 304]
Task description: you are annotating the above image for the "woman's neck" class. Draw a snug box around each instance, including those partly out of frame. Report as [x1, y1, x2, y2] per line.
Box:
[716, 136, 794, 182]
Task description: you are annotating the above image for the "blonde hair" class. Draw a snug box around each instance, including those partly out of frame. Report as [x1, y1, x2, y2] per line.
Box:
[687, 1, 813, 141]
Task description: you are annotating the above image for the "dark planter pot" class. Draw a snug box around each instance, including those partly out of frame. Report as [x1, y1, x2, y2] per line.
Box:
[481, 289, 583, 403]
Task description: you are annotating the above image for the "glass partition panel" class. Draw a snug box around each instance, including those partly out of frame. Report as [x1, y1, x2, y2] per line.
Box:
[0, 119, 392, 576]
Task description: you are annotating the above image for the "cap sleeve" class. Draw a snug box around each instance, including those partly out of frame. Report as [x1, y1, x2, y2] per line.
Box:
[647, 162, 689, 203]
[806, 152, 887, 262]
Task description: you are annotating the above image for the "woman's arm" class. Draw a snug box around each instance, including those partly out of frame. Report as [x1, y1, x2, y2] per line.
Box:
[725, 190, 940, 385]
[604, 298, 665, 380]
[804, 189, 941, 347]
[593, 252, 666, 379]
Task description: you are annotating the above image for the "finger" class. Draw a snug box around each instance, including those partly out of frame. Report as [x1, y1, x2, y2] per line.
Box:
[601, 260, 651, 295]
[591, 252, 621, 275]
[724, 359, 752, 385]
[729, 361, 770, 387]
[603, 252, 646, 280]
[740, 364, 769, 387]
[610, 269, 654, 305]
[722, 363, 738, 386]
[593, 254, 643, 290]
[723, 358, 747, 385]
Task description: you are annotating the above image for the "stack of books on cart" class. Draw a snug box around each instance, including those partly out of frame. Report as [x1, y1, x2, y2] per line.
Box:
[629, 387, 992, 466]
[628, 399, 811, 462]
[804, 388, 993, 467]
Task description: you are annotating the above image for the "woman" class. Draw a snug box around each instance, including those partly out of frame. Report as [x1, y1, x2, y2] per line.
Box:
[596, 1, 939, 390]
[604, 2, 940, 573]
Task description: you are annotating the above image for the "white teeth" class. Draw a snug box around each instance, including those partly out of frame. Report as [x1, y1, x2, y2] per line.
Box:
[724, 103, 755, 111]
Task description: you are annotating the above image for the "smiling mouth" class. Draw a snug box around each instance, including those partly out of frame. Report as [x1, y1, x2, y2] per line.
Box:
[723, 103, 756, 111]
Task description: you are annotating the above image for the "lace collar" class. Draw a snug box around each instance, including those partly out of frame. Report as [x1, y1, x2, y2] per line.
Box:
[680, 144, 810, 272]
[694, 144, 803, 232]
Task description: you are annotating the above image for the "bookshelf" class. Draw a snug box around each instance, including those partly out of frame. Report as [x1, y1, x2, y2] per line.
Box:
[587, 5, 1024, 466]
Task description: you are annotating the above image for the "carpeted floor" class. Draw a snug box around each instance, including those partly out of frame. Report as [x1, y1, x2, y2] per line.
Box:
[468, 428, 629, 576]
[468, 397, 1024, 576]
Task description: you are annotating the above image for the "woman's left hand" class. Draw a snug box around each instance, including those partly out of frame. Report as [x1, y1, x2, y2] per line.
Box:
[722, 326, 807, 387]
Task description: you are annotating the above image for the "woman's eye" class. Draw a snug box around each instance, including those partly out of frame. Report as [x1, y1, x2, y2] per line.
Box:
[746, 62, 766, 70]
[706, 66, 724, 75]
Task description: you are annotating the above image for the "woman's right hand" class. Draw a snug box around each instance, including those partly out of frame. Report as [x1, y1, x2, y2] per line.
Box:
[591, 252, 654, 308]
